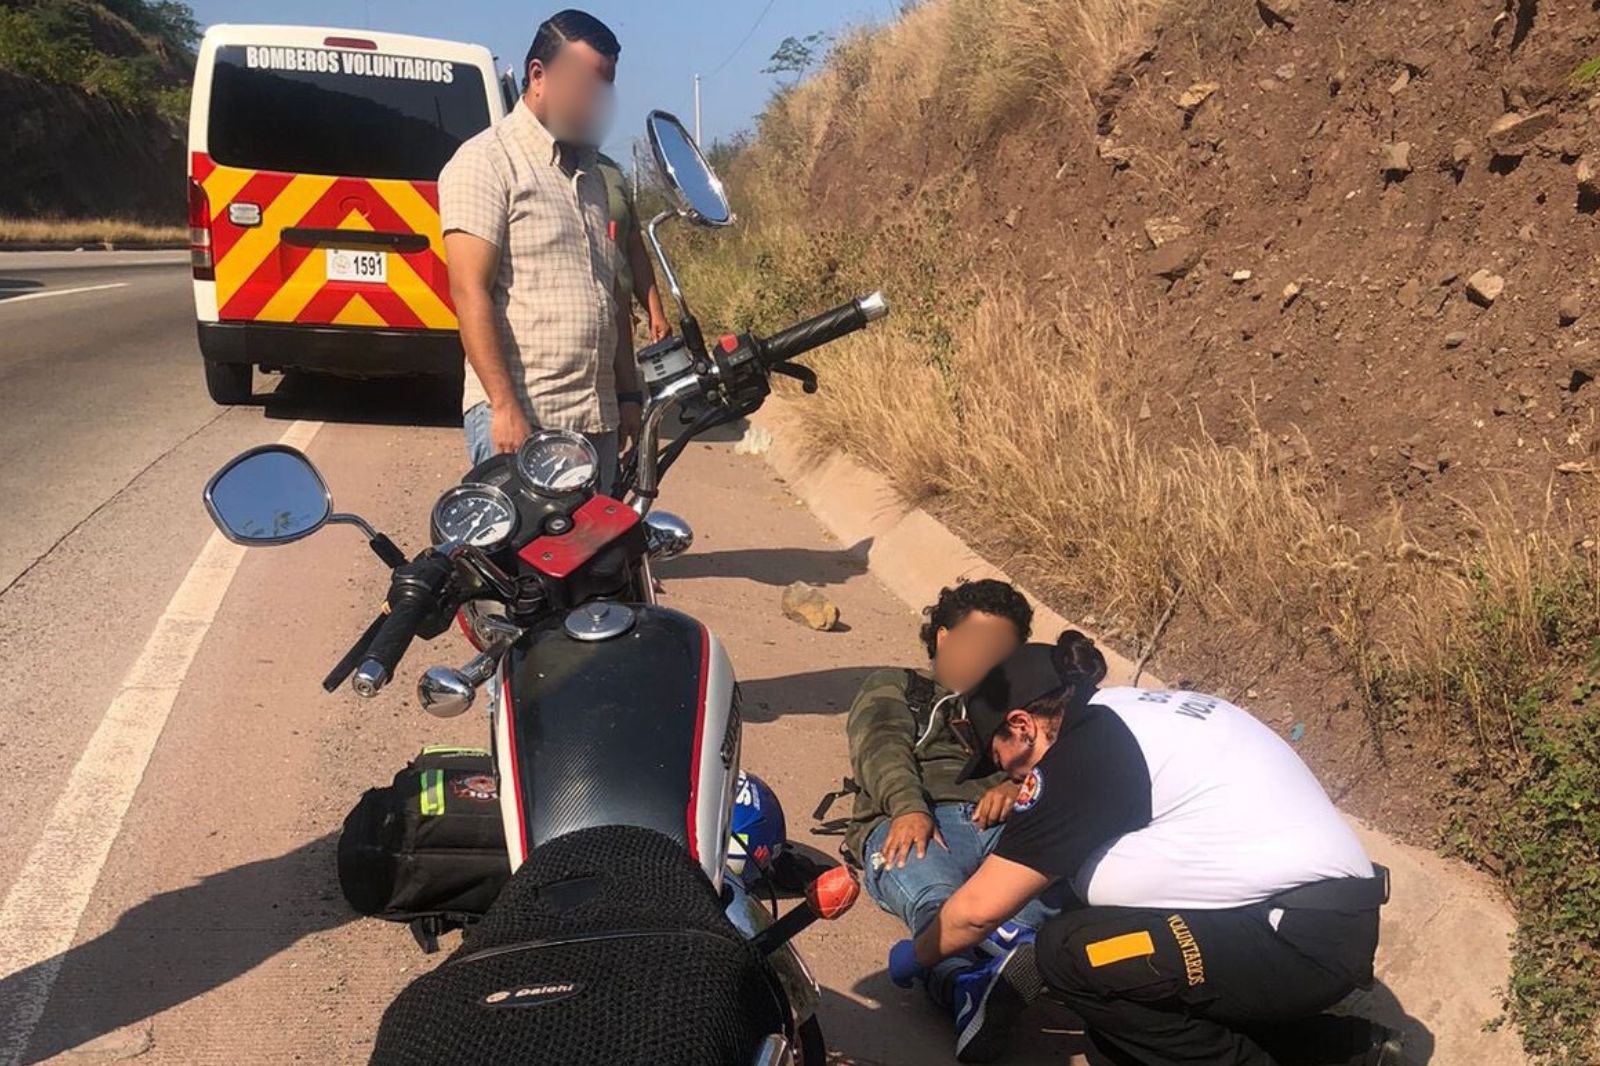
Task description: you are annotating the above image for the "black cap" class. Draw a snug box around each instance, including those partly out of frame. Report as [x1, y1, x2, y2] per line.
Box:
[954, 643, 1068, 782]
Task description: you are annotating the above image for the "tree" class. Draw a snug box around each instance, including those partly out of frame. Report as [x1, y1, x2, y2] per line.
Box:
[762, 31, 828, 88]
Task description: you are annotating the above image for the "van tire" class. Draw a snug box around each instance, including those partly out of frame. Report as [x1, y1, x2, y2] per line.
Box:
[204, 361, 252, 405]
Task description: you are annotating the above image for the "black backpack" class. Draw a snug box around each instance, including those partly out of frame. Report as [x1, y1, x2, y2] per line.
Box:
[337, 746, 511, 951]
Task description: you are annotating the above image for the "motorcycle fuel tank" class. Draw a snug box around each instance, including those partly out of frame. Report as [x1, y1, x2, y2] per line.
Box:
[495, 604, 741, 885]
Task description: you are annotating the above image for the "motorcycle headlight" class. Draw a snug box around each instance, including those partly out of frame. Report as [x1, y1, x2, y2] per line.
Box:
[515, 430, 600, 497]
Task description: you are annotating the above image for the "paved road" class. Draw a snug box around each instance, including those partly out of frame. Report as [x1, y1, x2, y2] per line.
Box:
[0, 256, 1081, 1064]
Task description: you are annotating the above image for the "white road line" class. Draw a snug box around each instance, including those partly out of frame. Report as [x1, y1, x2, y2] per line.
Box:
[0, 418, 324, 1065]
[0, 282, 128, 306]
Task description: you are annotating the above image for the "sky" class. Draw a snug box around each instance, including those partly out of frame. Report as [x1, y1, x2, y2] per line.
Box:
[185, 0, 897, 159]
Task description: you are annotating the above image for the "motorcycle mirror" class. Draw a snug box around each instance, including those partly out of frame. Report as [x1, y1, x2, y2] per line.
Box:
[643, 511, 694, 561]
[806, 866, 860, 921]
[203, 444, 333, 547]
[647, 110, 733, 227]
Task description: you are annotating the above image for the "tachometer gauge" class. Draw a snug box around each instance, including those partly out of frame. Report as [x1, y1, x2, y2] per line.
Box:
[430, 484, 519, 550]
[515, 430, 600, 497]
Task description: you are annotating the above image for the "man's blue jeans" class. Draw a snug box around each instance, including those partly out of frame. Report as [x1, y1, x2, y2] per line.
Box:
[463, 401, 620, 494]
[864, 802, 1055, 1006]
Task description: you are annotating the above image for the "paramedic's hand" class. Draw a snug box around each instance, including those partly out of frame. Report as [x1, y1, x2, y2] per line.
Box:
[491, 404, 532, 456]
[649, 311, 671, 342]
[618, 401, 642, 460]
[974, 780, 1021, 829]
[888, 939, 927, 988]
[882, 811, 945, 869]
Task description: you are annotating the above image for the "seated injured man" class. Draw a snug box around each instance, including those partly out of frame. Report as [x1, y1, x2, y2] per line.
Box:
[842, 579, 1054, 1057]
[888, 631, 1405, 1066]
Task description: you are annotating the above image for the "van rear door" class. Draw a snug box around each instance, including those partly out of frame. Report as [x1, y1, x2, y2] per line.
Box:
[198, 41, 493, 332]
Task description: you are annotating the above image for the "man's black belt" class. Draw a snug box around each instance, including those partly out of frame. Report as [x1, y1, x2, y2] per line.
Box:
[1270, 865, 1390, 911]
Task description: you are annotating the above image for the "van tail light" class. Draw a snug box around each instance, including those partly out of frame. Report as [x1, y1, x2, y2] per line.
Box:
[188, 178, 214, 281]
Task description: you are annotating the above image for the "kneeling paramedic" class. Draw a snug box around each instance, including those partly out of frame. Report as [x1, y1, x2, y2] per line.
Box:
[889, 632, 1404, 1066]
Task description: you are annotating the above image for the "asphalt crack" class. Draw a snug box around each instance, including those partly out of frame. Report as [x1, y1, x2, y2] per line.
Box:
[0, 408, 231, 602]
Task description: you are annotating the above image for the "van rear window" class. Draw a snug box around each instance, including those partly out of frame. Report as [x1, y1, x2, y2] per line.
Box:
[207, 45, 491, 181]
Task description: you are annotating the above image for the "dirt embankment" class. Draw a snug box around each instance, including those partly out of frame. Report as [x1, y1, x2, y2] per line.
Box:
[683, 0, 1600, 1056]
[0, 69, 184, 222]
[811, 0, 1600, 547]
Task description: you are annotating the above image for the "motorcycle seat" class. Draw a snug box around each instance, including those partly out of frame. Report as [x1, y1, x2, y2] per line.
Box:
[370, 825, 789, 1066]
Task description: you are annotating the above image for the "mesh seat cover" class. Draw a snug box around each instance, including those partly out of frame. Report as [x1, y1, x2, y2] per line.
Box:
[370, 826, 789, 1066]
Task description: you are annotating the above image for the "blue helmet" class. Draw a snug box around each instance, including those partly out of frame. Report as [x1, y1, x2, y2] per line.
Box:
[726, 771, 788, 887]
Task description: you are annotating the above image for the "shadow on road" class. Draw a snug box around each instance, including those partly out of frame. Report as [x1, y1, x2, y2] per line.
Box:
[0, 278, 45, 298]
[257, 371, 463, 428]
[740, 666, 878, 722]
[660, 539, 872, 588]
[1, 834, 357, 1064]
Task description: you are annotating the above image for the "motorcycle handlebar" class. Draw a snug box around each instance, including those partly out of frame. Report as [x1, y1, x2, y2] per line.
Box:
[757, 291, 888, 368]
[351, 553, 453, 698]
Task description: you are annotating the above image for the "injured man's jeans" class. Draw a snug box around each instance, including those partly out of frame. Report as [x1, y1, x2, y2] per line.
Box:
[864, 801, 1059, 1006]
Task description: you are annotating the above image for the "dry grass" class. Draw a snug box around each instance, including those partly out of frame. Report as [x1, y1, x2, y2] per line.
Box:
[940, 0, 1172, 135]
[791, 283, 1373, 650]
[0, 216, 186, 245]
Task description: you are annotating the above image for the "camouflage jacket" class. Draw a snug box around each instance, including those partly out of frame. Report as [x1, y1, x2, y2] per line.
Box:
[843, 667, 1007, 862]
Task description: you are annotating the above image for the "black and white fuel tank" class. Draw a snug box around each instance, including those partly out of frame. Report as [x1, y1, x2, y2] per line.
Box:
[491, 602, 741, 885]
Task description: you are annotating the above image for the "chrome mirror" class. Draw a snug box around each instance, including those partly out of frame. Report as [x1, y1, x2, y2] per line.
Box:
[203, 445, 332, 546]
[644, 511, 694, 561]
[418, 666, 475, 718]
[647, 111, 732, 227]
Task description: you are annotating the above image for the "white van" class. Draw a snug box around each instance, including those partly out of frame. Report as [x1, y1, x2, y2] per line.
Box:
[188, 25, 514, 404]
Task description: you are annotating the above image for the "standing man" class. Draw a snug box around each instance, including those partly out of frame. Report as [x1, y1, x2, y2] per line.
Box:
[596, 150, 671, 345]
[440, 10, 642, 486]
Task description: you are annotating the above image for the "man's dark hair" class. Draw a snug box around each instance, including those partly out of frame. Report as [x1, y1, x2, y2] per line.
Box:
[524, 9, 621, 88]
[919, 579, 1033, 660]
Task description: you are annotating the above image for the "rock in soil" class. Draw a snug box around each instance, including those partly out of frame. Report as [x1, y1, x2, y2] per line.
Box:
[1559, 293, 1584, 326]
[1443, 331, 1468, 348]
[1256, 0, 1300, 27]
[1397, 278, 1422, 309]
[1486, 111, 1557, 158]
[1465, 269, 1505, 306]
[1149, 239, 1202, 280]
[1381, 141, 1413, 176]
[1578, 154, 1599, 198]
[1144, 216, 1191, 248]
[782, 581, 840, 632]
[1177, 82, 1220, 111]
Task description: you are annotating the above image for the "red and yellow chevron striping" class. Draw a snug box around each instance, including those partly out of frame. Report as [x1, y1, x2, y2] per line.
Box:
[193, 152, 457, 331]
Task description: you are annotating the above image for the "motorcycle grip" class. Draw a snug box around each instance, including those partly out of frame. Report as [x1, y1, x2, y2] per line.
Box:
[323, 610, 388, 693]
[759, 291, 888, 367]
[351, 558, 449, 697]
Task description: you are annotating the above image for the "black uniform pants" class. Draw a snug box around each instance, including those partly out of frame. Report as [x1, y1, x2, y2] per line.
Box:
[1035, 901, 1381, 1066]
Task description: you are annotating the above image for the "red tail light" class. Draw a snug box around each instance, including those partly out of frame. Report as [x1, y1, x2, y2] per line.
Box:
[325, 36, 376, 49]
[188, 178, 213, 281]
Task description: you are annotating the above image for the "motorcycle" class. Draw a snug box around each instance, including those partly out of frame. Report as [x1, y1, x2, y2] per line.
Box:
[199, 110, 888, 1065]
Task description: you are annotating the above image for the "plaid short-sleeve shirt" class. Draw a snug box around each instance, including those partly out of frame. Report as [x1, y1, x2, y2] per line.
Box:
[440, 101, 621, 431]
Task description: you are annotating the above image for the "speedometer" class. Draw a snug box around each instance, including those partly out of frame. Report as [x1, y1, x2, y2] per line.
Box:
[515, 430, 600, 497]
[430, 484, 519, 550]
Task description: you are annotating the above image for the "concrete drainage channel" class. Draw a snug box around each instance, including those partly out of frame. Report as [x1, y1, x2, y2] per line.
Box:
[745, 401, 1527, 1066]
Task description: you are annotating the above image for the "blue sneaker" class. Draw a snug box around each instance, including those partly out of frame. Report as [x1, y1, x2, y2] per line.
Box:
[952, 942, 1044, 1063]
[977, 920, 1036, 959]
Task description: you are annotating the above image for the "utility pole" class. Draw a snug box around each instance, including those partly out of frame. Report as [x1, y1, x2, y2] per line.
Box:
[632, 139, 642, 196]
[693, 73, 702, 145]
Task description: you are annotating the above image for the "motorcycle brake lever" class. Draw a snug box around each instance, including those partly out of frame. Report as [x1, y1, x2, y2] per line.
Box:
[769, 361, 818, 394]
